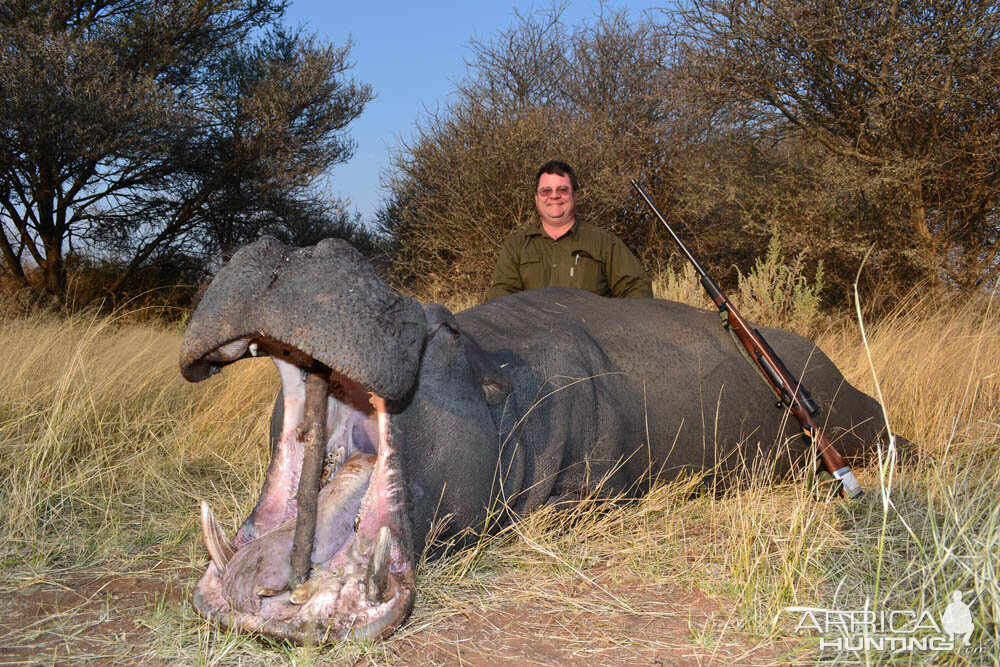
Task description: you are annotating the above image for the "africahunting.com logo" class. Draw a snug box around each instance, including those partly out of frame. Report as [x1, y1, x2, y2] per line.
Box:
[784, 590, 987, 653]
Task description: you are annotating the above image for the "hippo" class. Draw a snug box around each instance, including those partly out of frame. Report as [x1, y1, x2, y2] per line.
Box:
[179, 236, 893, 643]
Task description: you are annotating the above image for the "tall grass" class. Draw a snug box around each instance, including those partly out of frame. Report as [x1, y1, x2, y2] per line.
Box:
[0, 310, 273, 576]
[0, 286, 997, 664]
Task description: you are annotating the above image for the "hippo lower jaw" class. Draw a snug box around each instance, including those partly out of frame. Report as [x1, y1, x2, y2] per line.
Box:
[192, 338, 416, 644]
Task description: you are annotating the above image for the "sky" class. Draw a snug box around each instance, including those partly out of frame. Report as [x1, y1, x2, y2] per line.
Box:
[282, 1, 664, 225]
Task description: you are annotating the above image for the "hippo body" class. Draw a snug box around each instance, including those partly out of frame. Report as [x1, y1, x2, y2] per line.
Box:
[180, 237, 890, 643]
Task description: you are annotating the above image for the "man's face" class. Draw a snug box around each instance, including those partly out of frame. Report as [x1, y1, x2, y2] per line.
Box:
[535, 172, 577, 228]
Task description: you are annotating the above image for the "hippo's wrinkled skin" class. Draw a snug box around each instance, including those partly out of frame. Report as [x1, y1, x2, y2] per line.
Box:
[179, 236, 892, 643]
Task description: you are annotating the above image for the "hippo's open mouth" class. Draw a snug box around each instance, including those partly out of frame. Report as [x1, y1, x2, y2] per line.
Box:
[192, 336, 416, 644]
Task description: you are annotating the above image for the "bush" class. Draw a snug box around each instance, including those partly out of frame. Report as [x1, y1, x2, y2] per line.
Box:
[735, 236, 825, 335]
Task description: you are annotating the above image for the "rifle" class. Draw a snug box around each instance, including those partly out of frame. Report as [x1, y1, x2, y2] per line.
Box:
[631, 180, 862, 499]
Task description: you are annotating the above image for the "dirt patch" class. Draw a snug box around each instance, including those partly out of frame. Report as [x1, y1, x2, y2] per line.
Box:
[385, 576, 801, 665]
[0, 566, 191, 665]
[1, 566, 802, 665]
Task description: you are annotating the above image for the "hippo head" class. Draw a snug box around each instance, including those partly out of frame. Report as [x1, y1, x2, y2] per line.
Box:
[179, 237, 509, 643]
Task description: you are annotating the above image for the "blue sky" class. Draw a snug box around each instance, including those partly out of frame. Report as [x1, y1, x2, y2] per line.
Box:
[283, 1, 664, 225]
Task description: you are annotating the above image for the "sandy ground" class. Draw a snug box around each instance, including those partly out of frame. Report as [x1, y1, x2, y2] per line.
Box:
[0, 564, 802, 665]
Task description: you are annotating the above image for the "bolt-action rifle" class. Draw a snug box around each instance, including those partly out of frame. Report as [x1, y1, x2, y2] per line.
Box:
[631, 180, 863, 499]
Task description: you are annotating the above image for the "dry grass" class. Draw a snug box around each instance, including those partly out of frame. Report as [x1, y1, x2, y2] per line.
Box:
[1, 286, 998, 664]
[0, 309, 274, 576]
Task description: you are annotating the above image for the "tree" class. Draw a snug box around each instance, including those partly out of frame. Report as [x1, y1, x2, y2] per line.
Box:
[674, 0, 1000, 288]
[381, 1, 1000, 305]
[377, 4, 878, 302]
[0, 0, 373, 298]
[379, 5, 679, 297]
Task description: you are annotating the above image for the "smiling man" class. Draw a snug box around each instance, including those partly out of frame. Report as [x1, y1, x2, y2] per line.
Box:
[485, 161, 653, 301]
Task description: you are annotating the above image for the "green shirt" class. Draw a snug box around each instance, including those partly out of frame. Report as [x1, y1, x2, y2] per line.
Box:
[486, 220, 653, 300]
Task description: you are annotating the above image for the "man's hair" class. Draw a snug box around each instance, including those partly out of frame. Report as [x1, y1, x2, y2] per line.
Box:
[535, 160, 579, 191]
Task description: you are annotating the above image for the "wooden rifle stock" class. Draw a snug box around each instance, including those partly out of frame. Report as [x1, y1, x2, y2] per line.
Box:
[631, 180, 862, 499]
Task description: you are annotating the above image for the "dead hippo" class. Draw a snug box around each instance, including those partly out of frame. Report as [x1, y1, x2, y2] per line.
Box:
[179, 236, 892, 643]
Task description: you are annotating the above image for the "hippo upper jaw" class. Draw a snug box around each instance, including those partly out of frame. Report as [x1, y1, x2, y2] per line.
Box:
[188, 337, 418, 644]
[178, 236, 426, 402]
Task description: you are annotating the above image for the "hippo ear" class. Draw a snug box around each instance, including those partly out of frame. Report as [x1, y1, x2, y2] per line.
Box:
[477, 368, 513, 405]
[423, 303, 512, 405]
[460, 333, 512, 406]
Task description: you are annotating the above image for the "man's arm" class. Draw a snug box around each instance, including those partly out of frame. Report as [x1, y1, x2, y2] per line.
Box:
[605, 235, 653, 298]
[485, 235, 525, 300]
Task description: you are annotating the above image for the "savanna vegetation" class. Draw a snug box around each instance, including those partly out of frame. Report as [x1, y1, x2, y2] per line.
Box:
[4, 1, 998, 312]
[1, 0, 377, 307]
[2, 0, 999, 663]
[381, 0, 1000, 307]
[0, 275, 997, 663]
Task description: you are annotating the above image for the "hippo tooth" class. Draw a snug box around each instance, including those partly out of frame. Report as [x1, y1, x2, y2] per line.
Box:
[256, 587, 286, 597]
[366, 526, 392, 604]
[200, 501, 236, 573]
[288, 577, 322, 605]
[249, 342, 258, 357]
[334, 445, 346, 467]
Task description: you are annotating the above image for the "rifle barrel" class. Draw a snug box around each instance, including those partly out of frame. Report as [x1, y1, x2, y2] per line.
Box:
[631, 180, 728, 306]
[632, 178, 862, 499]
[630, 180, 710, 278]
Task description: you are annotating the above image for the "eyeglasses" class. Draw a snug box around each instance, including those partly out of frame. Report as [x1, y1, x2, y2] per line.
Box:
[536, 186, 572, 199]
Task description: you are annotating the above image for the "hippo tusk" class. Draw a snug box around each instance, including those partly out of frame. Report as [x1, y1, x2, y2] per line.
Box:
[200, 501, 236, 573]
[366, 525, 392, 604]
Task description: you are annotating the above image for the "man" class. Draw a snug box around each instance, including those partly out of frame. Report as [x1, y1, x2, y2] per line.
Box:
[486, 161, 653, 300]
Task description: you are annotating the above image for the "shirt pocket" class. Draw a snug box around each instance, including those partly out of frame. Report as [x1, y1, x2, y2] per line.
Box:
[518, 250, 546, 290]
[573, 251, 609, 296]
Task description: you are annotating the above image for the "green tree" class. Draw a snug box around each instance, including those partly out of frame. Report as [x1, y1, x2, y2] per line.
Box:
[0, 0, 373, 298]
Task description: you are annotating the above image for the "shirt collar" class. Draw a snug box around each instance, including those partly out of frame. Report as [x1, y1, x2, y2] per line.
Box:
[528, 219, 579, 239]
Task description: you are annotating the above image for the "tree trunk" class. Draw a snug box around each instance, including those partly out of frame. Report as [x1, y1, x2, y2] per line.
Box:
[41, 235, 65, 296]
[908, 177, 938, 280]
[0, 229, 29, 286]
